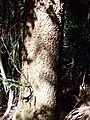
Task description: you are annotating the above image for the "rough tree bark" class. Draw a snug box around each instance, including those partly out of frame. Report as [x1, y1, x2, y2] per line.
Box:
[13, 0, 64, 120]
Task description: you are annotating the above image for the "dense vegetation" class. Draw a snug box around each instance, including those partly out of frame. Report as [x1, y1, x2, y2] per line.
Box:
[0, 0, 25, 118]
[61, 0, 90, 118]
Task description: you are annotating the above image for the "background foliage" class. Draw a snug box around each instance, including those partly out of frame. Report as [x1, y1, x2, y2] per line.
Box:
[61, 0, 90, 118]
[0, 0, 25, 115]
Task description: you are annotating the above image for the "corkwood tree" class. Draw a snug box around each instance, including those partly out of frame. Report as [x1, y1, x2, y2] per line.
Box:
[12, 0, 64, 120]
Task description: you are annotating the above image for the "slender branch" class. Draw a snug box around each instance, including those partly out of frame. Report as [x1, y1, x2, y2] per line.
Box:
[0, 39, 14, 120]
[0, 52, 7, 92]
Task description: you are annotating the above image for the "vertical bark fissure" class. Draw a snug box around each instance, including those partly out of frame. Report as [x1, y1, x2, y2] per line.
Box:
[55, 1, 64, 120]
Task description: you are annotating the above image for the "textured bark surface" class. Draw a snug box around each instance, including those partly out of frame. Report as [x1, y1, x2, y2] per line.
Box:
[13, 0, 63, 120]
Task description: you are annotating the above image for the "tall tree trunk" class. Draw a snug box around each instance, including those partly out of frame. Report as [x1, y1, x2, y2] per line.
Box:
[13, 0, 64, 120]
